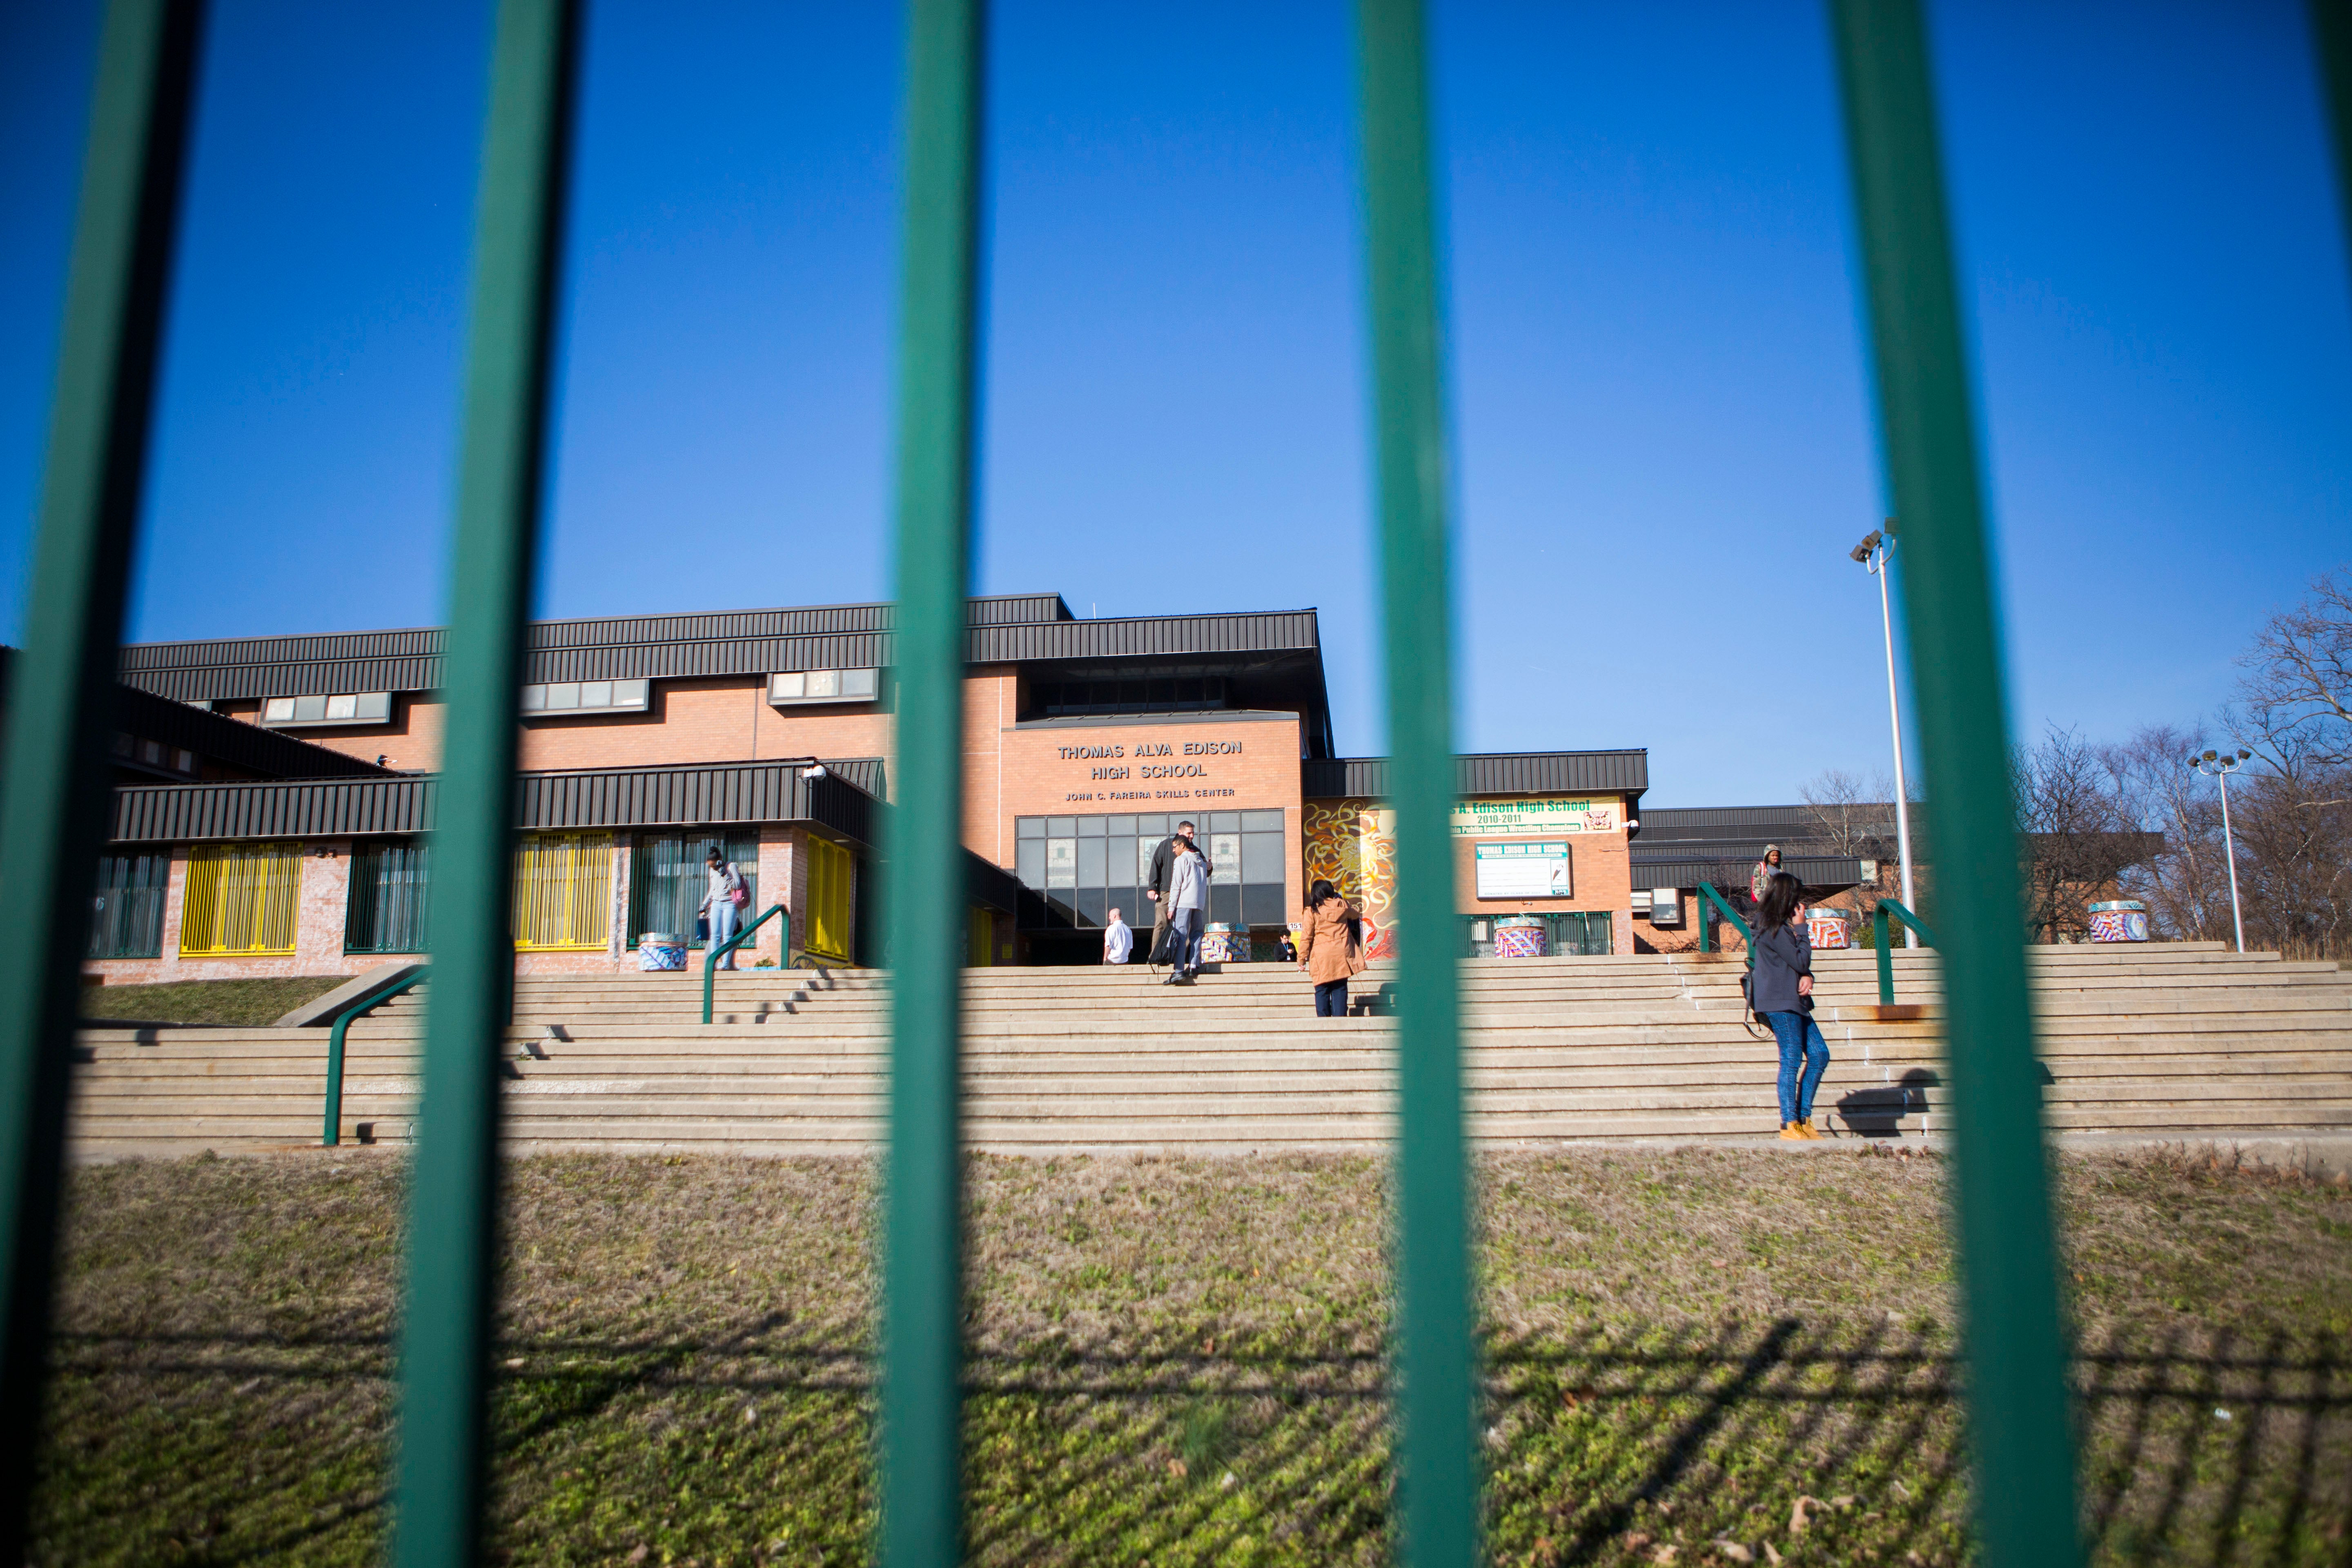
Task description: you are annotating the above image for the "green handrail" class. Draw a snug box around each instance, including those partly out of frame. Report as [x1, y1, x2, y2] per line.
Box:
[701, 904, 790, 1024]
[323, 971, 429, 1146]
[1694, 882, 1755, 957]
[1873, 898, 1939, 1006]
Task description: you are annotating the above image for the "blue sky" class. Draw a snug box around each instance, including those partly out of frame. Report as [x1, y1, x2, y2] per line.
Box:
[2, 0, 2345, 804]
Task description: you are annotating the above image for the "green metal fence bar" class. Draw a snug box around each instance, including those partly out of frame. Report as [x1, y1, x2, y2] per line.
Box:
[880, 1, 986, 1564]
[1826, 3, 2083, 1562]
[2312, 1, 2352, 249]
[1354, 2, 1477, 1564]
[1872, 898, 1938, 1007]
[702, 903, 789, 1023]
[0, 0, 205, 1551]
[324, 970, 430, 1146]
[392, 1, 581, 1563]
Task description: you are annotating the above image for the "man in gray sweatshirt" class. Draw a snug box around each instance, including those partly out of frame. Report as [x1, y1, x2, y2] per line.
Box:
[1163, 836, 1209, 983]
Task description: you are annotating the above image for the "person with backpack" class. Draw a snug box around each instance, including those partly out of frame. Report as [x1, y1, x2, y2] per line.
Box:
[701, 844, 748, 970]
[1752, 870, 1829, 1139]
[1296, 878, 1366, 1017]
[1748, 843, 1786, 909]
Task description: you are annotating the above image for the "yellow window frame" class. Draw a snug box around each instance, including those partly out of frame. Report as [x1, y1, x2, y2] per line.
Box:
[512, 831, 612, 952]
[178, 842, 302, 956]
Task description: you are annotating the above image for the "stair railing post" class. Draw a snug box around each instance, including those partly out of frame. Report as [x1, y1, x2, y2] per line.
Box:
[1828, 3, 2082, 1562]
[1355, 1, 1478, 1563]
[392, 2, 581, 1563]
[1876, 904, 1895, 1006]
[0, 0, 207, 1553]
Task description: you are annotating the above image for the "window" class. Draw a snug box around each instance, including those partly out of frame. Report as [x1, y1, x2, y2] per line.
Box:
[520, 678, 649, 717]
[628, 833, 759, 948]
[88, 853, 168, 959]
[260, 692, 392, 727]
[1013, 809, 1287, 929]
[512, 832, 612, 951]
[804, 836, 855, 963]
[179, 843, 301, 955]
[768, 668, 879, 706]
[347, 841, 430, 954]
[1033, 676, 1227, 717]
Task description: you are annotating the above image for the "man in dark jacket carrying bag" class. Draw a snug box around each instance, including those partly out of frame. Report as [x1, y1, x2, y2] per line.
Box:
[1144, 820, 1213, 968]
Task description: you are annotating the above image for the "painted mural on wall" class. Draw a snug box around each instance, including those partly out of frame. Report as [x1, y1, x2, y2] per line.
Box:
[1303, 798, 1399, 960]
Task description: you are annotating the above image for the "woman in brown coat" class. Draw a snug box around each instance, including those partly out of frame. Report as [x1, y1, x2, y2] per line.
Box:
[1296, 878, 1366, 1017]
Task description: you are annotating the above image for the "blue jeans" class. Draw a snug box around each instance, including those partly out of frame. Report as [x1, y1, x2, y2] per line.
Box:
[1315, 980, 1348, 1017]
[1168, 908, 1203, 972]
[1764, 1010, 1829, 1123]
[707, 898, 739, 969]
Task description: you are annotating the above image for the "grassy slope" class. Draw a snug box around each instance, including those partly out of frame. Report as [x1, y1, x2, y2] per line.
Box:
[80, 976, 349, 1027]
[33, 1148, 2352, 1566]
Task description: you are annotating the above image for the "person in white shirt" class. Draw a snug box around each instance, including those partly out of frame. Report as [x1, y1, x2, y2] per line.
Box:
[700, 846, 745, 970]
[1102, 907, 1132, 965]
[1164, 840, 1208, 983]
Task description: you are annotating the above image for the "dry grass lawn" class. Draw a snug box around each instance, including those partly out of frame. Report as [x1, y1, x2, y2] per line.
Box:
[33, 1146, 2352, 1566]
[79, 975, 348, 1027]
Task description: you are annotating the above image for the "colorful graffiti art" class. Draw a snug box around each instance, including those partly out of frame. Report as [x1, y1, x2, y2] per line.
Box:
[1303, 799, 1399, 960]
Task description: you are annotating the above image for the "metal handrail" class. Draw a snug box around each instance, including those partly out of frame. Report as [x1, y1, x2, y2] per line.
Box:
[1873, 898, 1940, 1005]
[701, 903, 790, 1025]
[323, 971, 429, 1147]
[1693, 882, 1755, 958]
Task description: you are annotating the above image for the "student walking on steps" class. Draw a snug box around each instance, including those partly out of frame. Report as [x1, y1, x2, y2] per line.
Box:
[1297, 879, 1366, 1017]
[1752, 871, 1830, 1139]
[700, 845, 747, 971]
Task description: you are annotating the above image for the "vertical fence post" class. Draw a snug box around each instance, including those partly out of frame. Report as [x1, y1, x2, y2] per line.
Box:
[391, 2, 580, 1564]
[2311, 1, 2352, 249]
[1826, 3, 2083, 1563]
[1354, 3, 1477, 1566]
[0, 0, 205, 1552]
[880, 2, 986, 1565]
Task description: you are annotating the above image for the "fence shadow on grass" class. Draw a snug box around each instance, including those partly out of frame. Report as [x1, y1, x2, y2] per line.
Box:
[34, 1316, 2352, 1564]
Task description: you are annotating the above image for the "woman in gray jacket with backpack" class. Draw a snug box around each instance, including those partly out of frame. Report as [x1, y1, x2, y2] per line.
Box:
[1752, 871, 1829, 1140]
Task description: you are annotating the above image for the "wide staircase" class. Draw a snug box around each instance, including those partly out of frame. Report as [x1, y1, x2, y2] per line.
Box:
[69, 942, 2352, 1158]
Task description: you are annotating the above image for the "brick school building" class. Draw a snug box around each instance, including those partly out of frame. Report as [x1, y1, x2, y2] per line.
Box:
[61, 594, 1647, 980]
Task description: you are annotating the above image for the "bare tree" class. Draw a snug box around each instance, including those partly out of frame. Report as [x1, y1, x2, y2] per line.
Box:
[1797, 768, 1894, 858]
[2101, 724, 2229, 943]
[2234, 566, 2352, 768]
[2211, 568, 2352, 958]
[2014, 726, 2153, 942]
[2229, 762, 2352, 958]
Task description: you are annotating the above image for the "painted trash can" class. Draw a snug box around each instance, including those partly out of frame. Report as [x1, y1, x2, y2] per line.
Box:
[1806, 908, 1857, 950]
[639, 932, 688, 971]
[1200, 923, 1250, 964]
[2088, 900, 2150, 943]
[1494, 916, 1548, 958]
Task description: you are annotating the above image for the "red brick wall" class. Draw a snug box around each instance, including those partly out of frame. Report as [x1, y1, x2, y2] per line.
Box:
[993, 711, 1305, 910]
[1450, 802, 1635, 951]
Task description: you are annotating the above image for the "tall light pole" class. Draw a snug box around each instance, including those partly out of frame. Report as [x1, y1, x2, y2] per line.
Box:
[1851, 521, 1918, 946]
[2190, 748, 2251, 953]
